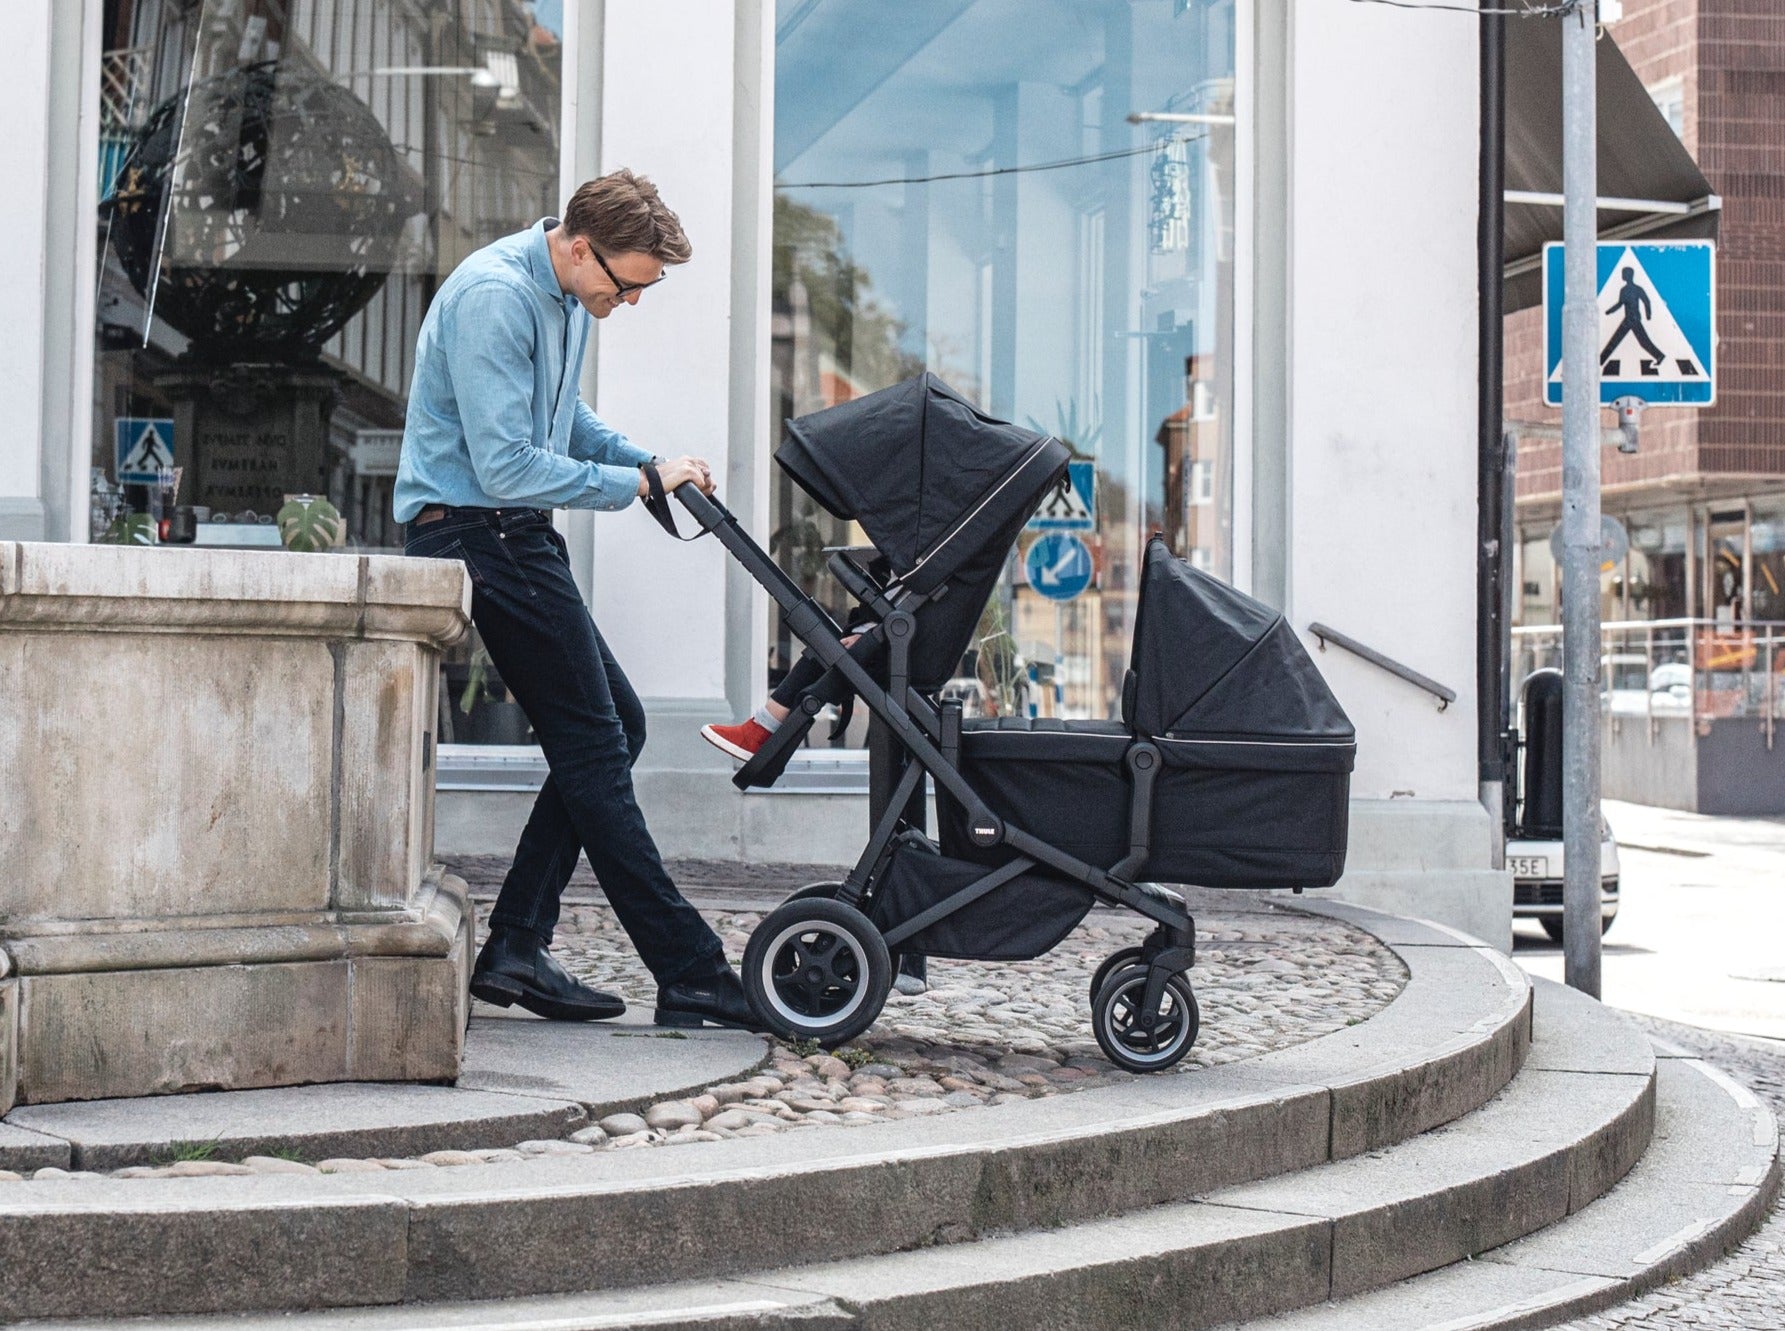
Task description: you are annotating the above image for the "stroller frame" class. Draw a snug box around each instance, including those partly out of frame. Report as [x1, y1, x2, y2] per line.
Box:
[665, 482, 1199, 1068]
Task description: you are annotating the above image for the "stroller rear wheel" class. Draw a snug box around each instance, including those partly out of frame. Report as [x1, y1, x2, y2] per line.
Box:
[1092, 963, 1199, 1073]
[743, 898, 891, 1046]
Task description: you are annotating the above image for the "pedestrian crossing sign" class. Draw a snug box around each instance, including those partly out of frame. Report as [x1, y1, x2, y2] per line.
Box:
[115, 417, 176, 485]
[1028, 460, 1096, 532]
[1543, 240, 1715, 407]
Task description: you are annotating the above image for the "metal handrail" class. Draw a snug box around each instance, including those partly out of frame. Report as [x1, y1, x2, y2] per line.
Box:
[1512, 617, 1785, 634]
[1509, 618, 1785, 748]
[1307, 622, 1458, 711]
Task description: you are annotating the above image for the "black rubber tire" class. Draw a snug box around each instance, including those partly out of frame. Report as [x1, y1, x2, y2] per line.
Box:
[743, 897, 892, 1047]
[1539, 914, 1614, 944]
[783, 882, 844, 905]
[786, 882, 918, 974]
[1092, 963, 1200, 1073]
[1089, 947, 1146, 1007]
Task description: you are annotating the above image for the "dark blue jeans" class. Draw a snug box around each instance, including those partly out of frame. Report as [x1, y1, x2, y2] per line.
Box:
[407, 506, 725, 985]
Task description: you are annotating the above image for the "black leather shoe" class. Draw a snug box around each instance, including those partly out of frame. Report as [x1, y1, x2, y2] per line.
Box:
[655, 966, 767, 1032]
[471, 928, 625, 1022]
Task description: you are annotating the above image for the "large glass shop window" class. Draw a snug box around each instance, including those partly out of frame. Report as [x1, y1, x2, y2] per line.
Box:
[93, 0, 563, 744]
[771, 0, 1238, 731]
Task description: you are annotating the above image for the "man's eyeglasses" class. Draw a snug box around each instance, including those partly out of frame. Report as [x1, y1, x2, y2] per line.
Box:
[590, 247, 666, 298]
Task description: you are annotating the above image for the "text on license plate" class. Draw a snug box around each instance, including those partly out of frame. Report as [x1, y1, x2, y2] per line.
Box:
[1508, 856, 1550, 878]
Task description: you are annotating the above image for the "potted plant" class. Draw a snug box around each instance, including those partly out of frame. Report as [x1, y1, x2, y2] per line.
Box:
[449, 642, 533, 745]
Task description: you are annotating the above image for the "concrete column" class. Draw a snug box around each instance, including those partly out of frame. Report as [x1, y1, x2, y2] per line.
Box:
[38, 0, 101, 547]
[590, 0, 739, 720]
[0, 6, 53, 541]
[1283, 1, 1510, 948]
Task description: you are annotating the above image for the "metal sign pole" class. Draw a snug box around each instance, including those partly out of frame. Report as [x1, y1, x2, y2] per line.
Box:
[1560, 0, 1603, 996]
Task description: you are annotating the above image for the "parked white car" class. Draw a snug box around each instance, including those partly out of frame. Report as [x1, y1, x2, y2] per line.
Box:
[1601, 654, 1692, 717]
[1647, 661, 1693, 713]
[1508, 821, 1620, 944]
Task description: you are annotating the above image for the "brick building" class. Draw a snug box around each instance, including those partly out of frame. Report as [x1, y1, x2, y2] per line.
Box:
[1507, 0, 1785, 630]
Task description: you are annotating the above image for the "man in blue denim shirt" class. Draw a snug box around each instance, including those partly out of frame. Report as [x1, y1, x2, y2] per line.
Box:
[397, 170, 760, 1031]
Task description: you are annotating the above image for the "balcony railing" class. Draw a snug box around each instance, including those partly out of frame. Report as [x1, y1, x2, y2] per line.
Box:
[99, 46, 152, 201]
[1511, 618, 1785, 747]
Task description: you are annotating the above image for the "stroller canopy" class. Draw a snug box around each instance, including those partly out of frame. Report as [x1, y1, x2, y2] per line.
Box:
[1128, 537, 1355, 761]
[777, 373, 1066, 594]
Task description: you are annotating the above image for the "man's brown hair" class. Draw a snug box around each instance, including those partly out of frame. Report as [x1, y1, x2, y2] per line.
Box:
[562, 169, 692, 264]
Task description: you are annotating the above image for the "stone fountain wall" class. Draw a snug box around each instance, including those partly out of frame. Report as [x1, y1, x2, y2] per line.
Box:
[0, 542, 472, 1106]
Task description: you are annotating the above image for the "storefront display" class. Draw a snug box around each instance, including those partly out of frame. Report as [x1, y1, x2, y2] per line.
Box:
[93, 0, 564, 742]
[769, 0, 1237, 732]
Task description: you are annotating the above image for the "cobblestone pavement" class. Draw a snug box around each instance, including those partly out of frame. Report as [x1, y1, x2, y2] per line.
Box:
[489, 892, 1404, 1156]
[0, 887, 1406, 1181]
[1550, 1016, 1785, 1331]
[551, 896, 1402, 1062]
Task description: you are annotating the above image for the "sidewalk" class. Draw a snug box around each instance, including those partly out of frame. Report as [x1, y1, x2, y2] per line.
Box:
[1515, 801, 1785, 1329]
[1516, 800, 1785, 1041]
[1550, 1016, 1785, 1331]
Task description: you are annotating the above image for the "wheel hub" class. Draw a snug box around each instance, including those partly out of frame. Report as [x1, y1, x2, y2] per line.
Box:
[773, 929, 863, 1018]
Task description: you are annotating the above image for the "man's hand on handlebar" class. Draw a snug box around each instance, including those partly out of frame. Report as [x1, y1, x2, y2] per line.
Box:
[640, 455, 715, 498]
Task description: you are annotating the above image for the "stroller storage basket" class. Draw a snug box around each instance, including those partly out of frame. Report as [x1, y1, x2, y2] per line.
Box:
[872, 834, 1095, 961]
[938, 723, 1351, 889]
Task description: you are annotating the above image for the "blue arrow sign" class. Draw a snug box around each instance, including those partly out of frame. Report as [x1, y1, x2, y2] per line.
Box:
[1024, 533, 1094, 602]
[1544, 241, 1715, 406]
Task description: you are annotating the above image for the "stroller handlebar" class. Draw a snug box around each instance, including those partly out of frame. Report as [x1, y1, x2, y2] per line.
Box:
[672, 480, 726, 527]
[638, 465, 729, 541]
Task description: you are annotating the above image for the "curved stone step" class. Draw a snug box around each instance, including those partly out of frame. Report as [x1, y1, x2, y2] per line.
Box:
[1220, 1040, 1781, 1331]
[52, 975, 1649, 1331]
[1, 1013, 769, 1170]
[0, 906, 1528, 1321]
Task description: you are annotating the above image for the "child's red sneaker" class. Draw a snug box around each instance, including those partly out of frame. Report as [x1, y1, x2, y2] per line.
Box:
[700, 718, 773, 761]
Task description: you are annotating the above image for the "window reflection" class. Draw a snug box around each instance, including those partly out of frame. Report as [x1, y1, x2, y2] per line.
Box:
[771, 0, 1237, 731]
[93, 0, 562, 743]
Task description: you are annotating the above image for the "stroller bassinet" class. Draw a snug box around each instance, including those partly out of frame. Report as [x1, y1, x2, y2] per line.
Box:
[938, 536, 1354, 888]
[647, 373, 1354, 1072]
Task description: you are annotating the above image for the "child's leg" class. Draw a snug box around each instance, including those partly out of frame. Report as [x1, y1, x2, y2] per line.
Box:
[761, 635, 864, 727]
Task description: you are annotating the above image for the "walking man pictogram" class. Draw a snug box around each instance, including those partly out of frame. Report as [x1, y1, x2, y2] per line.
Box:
[1601, 266, 1667, 370]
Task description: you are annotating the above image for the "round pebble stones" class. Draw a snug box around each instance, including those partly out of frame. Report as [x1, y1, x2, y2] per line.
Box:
[4, 906, 1405, 1181]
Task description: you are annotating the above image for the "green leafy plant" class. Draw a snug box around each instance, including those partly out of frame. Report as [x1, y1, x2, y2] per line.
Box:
[769, 510, 833, 584]
[96, 512, 156, 545]
[154, 1139, 221, 1165]
[973, 594, 1026, 717]
[459, 642, 499, 715]
[277, 494, 347, 552]
[773, 196, 925, 395]
[1025, 399, 1102, 459]
[836, 1046, 875, 1070]
[787, 1037, 823, 1058]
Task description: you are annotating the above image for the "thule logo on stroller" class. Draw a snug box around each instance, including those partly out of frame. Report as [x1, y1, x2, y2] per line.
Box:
[644, 372, 1356, 1072]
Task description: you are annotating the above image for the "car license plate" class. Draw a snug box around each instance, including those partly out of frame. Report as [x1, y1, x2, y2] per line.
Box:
[1508, 856, 1549, 878]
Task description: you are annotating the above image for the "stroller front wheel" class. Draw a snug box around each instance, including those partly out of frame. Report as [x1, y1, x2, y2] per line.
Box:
[1088, 947, 1146, 1007]
[743, 898, 892, 1047]
[1092, 963, 1199, 1073]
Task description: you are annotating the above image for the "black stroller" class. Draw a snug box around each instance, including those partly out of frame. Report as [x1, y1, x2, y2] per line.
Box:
[646, 373, 1355, 1072]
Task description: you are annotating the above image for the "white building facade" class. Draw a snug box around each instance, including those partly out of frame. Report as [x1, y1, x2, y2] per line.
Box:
[3, 0, 1509, 948]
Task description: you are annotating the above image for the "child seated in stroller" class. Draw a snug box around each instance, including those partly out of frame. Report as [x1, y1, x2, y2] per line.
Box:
[641, 373, 1354, 1071]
